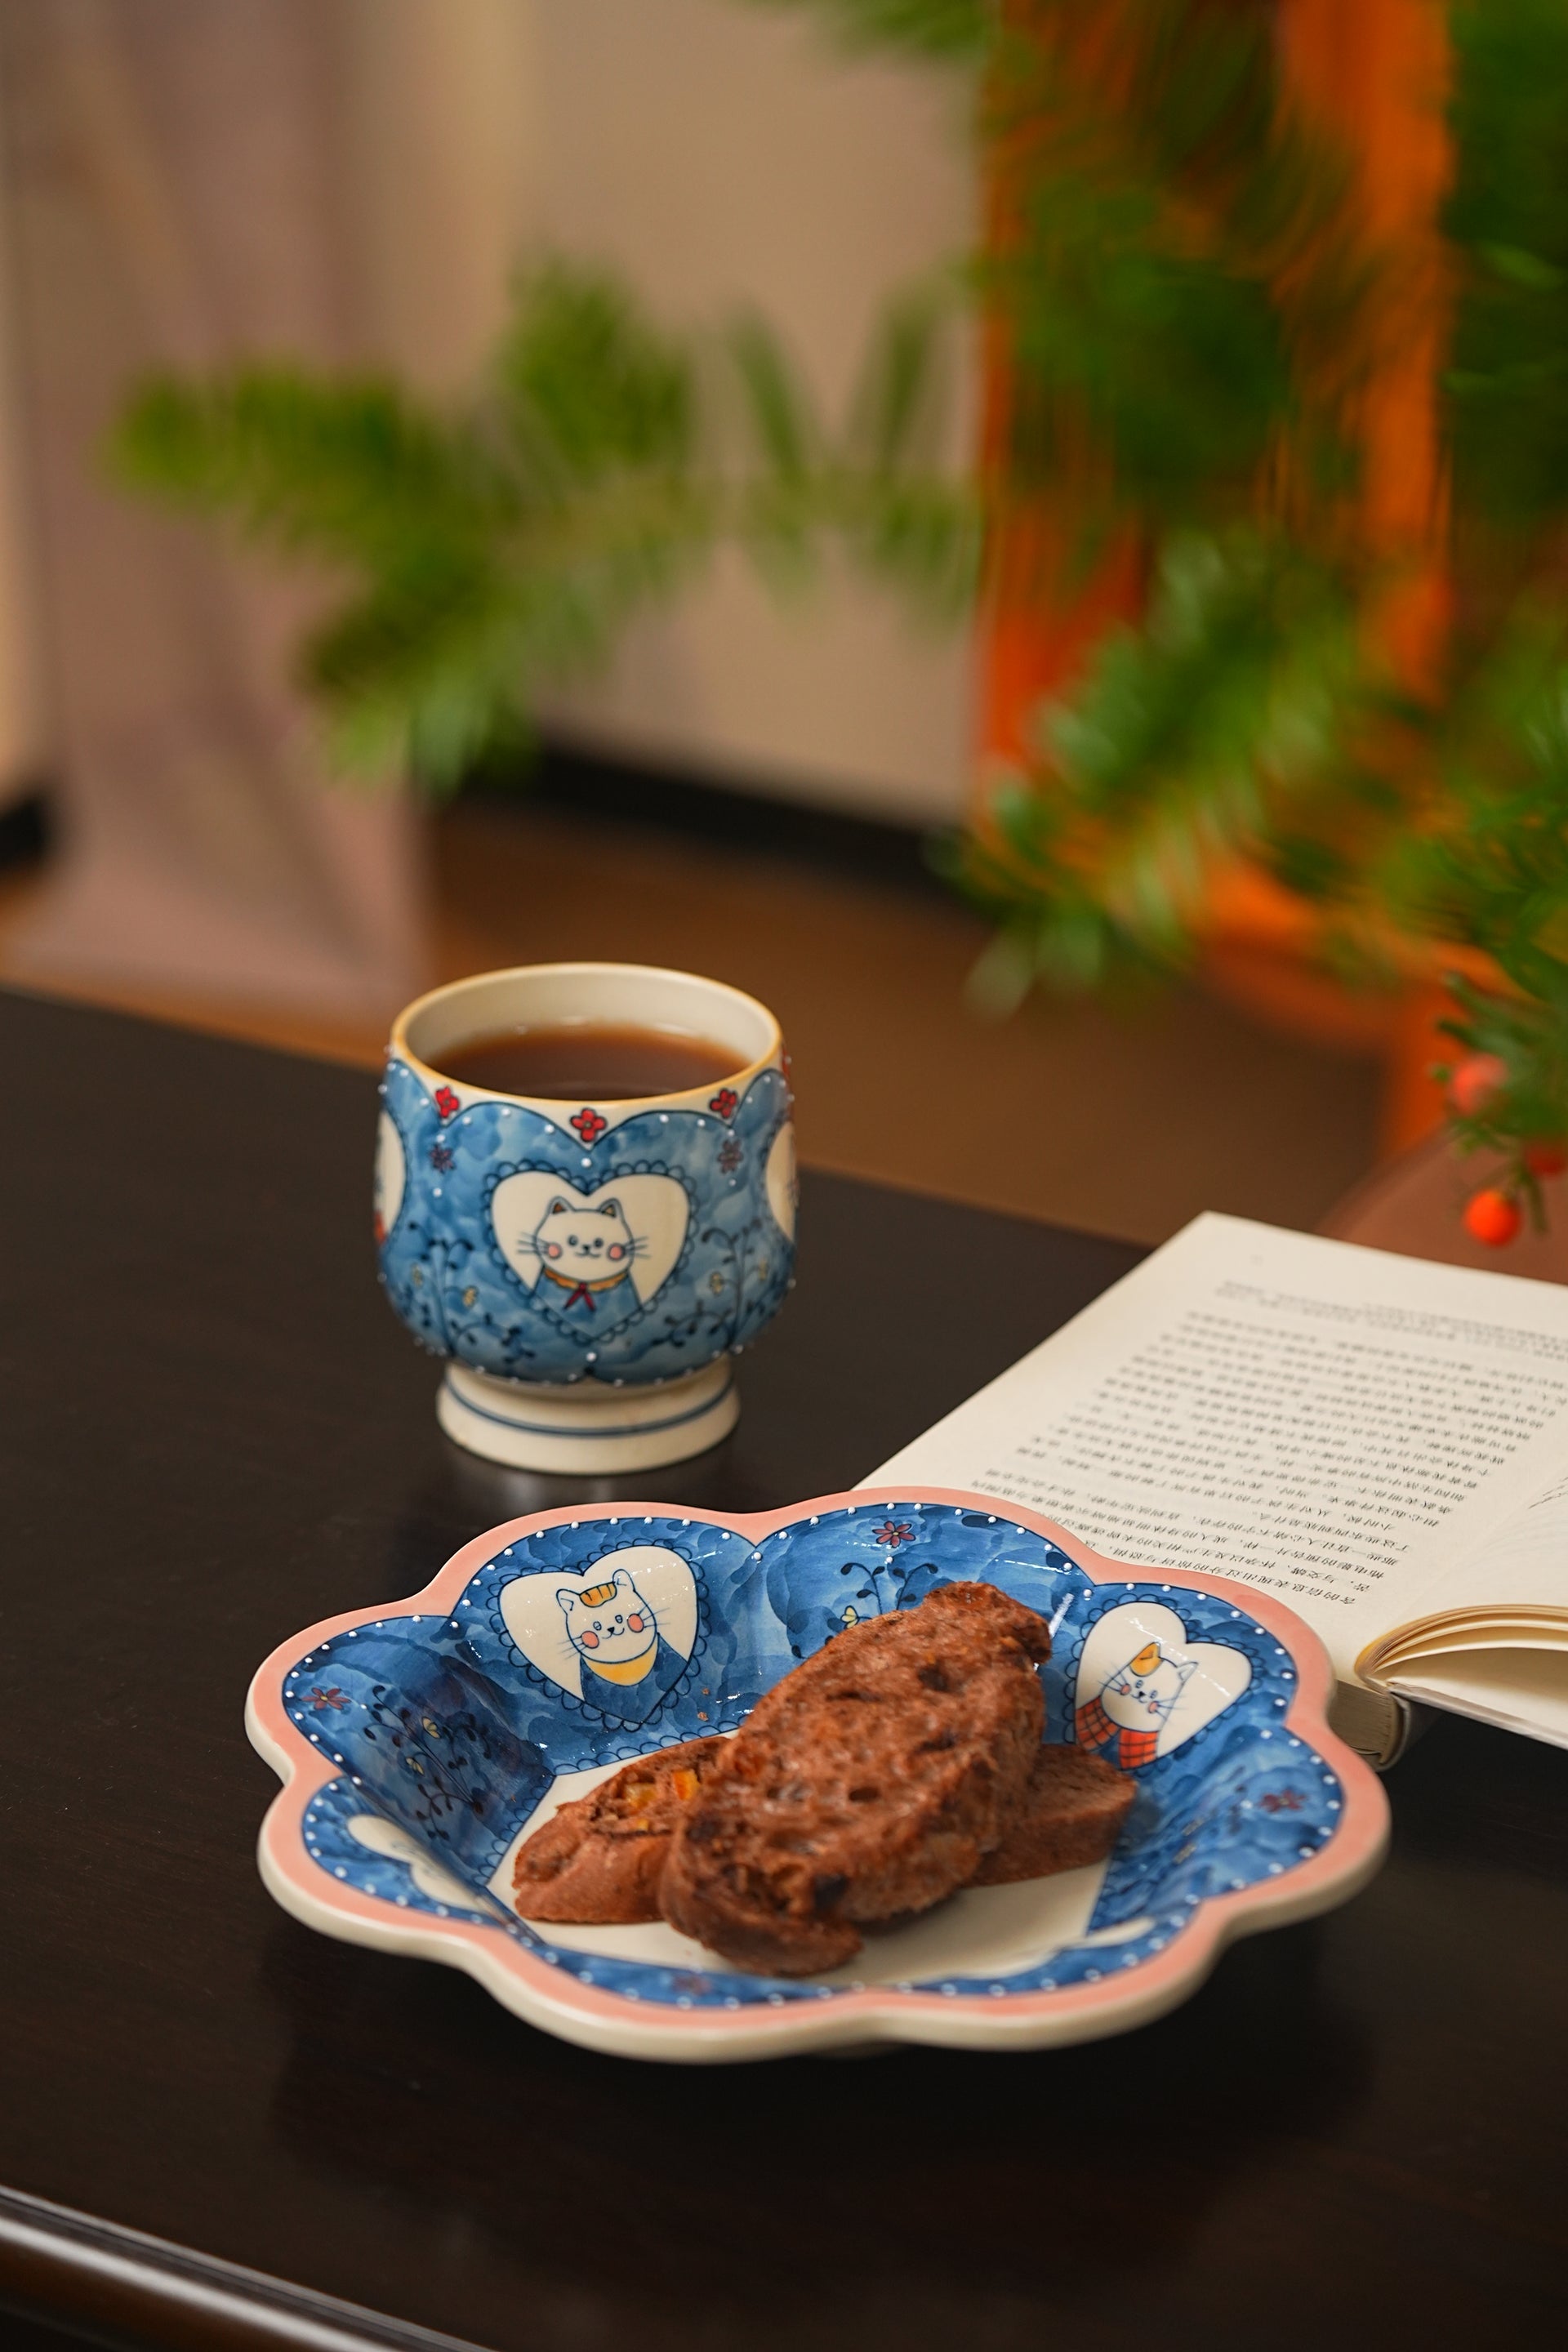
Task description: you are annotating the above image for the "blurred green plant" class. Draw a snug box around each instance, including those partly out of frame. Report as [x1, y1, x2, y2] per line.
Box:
[763, 0, 1568, 1235]
[118, 0, 1568, 1236]
[114, 260, 976, 788]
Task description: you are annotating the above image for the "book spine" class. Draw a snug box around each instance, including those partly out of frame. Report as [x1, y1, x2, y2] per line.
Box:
[1329, 1681, 1423, 1769]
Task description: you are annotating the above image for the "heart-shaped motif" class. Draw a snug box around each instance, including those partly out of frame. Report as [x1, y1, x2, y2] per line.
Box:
[499, 1544, 699, 1720]
[1073, 1600, 1251, 1766]
[765, 1120, 798, 1241]
[374, 1108, 406, 1241]
[376, 1058, 797, 1385]
[489, 1169, 689, 1328]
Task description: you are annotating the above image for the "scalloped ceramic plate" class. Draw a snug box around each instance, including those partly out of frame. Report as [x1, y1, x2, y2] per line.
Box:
[246, 1487, 1388, 2062]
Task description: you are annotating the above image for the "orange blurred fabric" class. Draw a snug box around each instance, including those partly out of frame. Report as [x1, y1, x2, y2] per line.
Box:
[975, 8, 1145, 780]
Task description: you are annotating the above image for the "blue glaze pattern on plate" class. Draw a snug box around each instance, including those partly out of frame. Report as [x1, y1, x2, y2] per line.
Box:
[302, 1775, 498, 1923]
[286, 1502, 1343, 2009]
[751, 1498, 1093, 1736]
[376, 1055, 793, 1385]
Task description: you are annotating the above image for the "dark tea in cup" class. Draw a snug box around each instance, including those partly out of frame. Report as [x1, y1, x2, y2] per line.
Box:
[437, 1021, 742, 1102]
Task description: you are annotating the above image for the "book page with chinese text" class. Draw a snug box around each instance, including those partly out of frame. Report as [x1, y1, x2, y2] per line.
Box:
[870, 1214, 1568, 1687]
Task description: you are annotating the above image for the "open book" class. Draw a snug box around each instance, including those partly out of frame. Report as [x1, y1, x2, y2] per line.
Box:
[867, 1214, 1568, 1766]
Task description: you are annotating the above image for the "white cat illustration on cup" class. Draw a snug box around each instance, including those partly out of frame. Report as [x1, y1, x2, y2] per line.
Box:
[488, 1169, 691, 1336]
[528, 1196, 643, 1316]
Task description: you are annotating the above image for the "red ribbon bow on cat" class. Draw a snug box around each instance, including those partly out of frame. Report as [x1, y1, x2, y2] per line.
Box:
[541, 1265, 630, 1313]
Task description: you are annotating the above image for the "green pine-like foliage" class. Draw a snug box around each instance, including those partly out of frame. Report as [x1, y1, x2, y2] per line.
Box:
[781, 0, 1568, 1202]
[736, 0, 989, 59]
[116, 0, 1568, 1203]
[114, 261, 976, 788]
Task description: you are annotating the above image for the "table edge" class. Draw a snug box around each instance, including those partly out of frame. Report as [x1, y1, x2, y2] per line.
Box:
[0, 2184, 494, 2352]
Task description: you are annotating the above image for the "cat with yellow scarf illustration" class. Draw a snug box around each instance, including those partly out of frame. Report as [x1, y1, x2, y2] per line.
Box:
[556, 1564, 690, 1717]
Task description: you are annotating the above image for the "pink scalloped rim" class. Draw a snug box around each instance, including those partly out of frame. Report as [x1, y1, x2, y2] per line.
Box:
[246, 1486, 1390, 2063]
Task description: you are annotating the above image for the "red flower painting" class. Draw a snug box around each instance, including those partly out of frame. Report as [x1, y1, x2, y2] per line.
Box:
[434, 1085, 460, 1120]
[709, 1087, 738, 1120]
[570, 1107, 608, 1145]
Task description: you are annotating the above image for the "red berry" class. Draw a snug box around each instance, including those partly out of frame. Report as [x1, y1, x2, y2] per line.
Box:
[1450, 1054, 1509, 1117]
[1463, 1187, 1521, 1246]
[1524, 1139, 1568, 1177]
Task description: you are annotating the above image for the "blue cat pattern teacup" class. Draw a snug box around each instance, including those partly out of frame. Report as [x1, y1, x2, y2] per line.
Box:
[375, 963, 797, 1470]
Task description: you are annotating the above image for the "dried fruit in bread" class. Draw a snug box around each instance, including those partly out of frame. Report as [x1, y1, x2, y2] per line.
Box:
[511, 1735, 724, 1923]
[660, 1583, 1049, 1974]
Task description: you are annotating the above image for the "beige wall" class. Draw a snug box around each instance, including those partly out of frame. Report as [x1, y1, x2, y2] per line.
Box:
[341, 0, 540, 392]
[526, 0, 978, 824]
[290, 0, 980, 825]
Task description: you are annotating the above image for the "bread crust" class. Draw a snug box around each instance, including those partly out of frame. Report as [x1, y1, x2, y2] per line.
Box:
[659, 1583, 1050, 1975]
[969, 1741, 1134, 1885]
[511, 1735, 725, 1924]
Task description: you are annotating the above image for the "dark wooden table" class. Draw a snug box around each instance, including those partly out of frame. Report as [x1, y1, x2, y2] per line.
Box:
[2, 988, 1566, 2352]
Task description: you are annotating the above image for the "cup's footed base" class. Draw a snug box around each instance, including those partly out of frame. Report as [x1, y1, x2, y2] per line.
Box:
[436, 1359, 739, 1472]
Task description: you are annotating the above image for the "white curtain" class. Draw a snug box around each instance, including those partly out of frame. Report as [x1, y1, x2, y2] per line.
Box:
[0, 0, 975, 1026]
[0, 0, 528, 1025]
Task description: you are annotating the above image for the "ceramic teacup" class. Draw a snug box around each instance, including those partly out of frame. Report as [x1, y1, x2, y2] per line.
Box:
[375, 963, 797, 1471]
